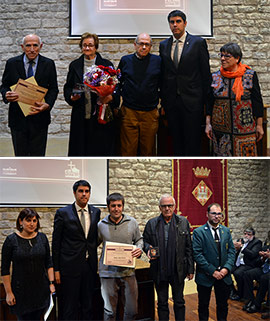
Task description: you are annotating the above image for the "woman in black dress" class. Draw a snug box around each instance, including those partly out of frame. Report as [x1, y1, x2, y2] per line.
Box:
[1, 208, 55, 320]
[64, 32, 119, 156]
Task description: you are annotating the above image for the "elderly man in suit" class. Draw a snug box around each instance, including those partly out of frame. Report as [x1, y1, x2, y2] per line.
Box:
[159, 10, 212, 156]
[192, 203, 235, 321]
[52, 180, 100, 320]
[0, 34, 58, 156]
[230, 227, 262, 301]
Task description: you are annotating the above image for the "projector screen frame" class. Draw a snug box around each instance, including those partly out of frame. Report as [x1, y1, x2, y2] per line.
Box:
[0, 158, 109, 208]
[69, 0, 214, 39]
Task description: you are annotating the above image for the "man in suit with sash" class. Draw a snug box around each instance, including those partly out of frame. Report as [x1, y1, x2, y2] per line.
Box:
[0, 34, 58, 156]
[192, 203, 235, 321]
[159, 10, 212, 156]
[52, 180, 100, 320]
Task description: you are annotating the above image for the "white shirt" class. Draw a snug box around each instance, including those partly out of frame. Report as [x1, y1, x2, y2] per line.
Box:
[171, 31, 187, 62]
[75, 202, 91, 238]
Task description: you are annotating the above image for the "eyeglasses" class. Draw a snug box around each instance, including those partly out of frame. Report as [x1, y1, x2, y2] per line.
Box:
[160, 204, 174, 209]
[136, 42, 151, 47]
[209, 212, 223, 216]
[83, 44, 95, 48]
[218, 53, 233, 59]
[244, 232, 253, 236]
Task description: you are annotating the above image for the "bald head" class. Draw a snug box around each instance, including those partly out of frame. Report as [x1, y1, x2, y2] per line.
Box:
[134, 33, 152, 58]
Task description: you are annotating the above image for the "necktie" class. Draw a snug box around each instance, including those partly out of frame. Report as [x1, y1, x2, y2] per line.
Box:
[27, 60, 34, 78]
[80, 209, 86, 234]
[173, 40, 179, 67]
[213, 227, 221, 267]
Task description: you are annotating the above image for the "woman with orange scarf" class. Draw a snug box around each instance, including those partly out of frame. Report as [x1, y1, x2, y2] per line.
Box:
[205, 43, 264, 156]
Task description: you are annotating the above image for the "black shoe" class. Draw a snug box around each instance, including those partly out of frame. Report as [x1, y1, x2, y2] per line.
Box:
[247, 304, 260, 313]
[230, 294, 241, 301]
[243, 301, 253, 311]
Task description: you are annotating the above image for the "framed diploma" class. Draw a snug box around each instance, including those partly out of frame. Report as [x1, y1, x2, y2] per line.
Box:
[103, 241, 136, 268]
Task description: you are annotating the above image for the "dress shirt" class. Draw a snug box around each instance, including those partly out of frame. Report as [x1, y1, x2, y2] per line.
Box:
[23, 54, 39, 77]
[208, 222, 221, 239]
[171, 31, 186, 62]
[75, 202, 90, 238]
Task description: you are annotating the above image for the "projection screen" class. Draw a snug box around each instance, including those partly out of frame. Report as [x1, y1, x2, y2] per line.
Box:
[0, 159, 108, 207]
[70, 0, 213, 38]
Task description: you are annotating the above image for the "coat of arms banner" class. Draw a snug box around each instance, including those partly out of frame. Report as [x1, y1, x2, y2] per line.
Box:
[172, 159, 228, 231]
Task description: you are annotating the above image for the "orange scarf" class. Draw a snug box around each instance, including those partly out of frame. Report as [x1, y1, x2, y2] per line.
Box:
[220, 62, 251, 102]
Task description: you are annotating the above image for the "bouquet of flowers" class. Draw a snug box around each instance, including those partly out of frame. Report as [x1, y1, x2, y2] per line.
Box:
[84, 65, 121, 124]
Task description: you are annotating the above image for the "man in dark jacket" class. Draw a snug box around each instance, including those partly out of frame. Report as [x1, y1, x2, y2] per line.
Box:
[52, 180, 100, 320]
[143, 194, 194, 321]
[230, 227, 262, 301]
[0, 34, 58, 156]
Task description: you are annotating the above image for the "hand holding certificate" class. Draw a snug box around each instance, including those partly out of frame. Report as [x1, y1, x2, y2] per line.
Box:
[14, 78, 48, 105]
[103, 241, 136, 268]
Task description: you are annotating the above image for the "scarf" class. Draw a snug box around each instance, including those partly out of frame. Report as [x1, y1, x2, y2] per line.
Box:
[220, 62, 251, 102]
[157, 214, 176, 281]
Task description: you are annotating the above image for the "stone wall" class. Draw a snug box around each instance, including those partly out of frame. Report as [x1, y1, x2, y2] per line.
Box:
[0, 0, 269, 137]
[0, 159, 269, 259]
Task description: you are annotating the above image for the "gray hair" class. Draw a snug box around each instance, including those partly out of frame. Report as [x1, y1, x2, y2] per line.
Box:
[135, 33, 152, 45]
[159, 194, 176, 206]
[22, 34, 42, 45]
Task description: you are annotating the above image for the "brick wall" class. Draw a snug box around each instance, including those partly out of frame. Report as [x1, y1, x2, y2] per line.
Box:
[0, 0, 269, 137]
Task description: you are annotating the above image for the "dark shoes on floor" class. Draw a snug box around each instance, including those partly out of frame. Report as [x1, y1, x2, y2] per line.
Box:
[243, 301, 253, 311]
[246, 304, 261, 313]
[230, 294, 241, 301]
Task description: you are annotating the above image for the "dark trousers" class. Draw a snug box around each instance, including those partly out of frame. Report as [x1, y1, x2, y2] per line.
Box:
[255, 273, 270, 308]
[232, 264, 253, 298]
[17, 308, 45, 320]
[243, 267, 263, 301]
[155, 273, 185, 321]
[197, 280, 231, 321]
[59, 260, 95, 320]
[165, 95, 203, 156]
[11, 126, 48, 156]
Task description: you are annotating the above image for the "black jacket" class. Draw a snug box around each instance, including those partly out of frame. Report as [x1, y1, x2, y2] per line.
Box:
[52, 203, 100, 277]
[0, 53, 58, 130]
[236, 237, 262, 268]
[143, 213, 194, 284]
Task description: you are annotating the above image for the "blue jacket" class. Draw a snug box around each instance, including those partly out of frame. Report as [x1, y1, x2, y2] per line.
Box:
[192, 223, 235, 287]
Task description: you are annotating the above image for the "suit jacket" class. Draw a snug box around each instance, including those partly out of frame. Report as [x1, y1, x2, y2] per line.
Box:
[159, 33, 212, 113]
[192, 223, 235, 287]
[236, 237, 262, 268]
[63, 53, 119, 156]
[0, 53, 58, 130]
[143, 213, 194, 285]
[52, 203, 100, 277]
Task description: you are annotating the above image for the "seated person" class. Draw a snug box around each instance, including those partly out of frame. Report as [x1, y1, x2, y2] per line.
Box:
[242, 244, 270, 312]
[245, 248, 270, 317]
[230, 227, 262, 301]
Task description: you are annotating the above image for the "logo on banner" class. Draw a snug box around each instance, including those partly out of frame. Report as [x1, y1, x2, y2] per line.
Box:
[192, 167, 212, 206]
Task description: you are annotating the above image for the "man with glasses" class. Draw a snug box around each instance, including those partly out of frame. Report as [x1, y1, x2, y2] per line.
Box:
[192, 203, 235, 320]
[230, 227, 262, 301]
[0, 34, 58, 156]
[117, 33, 161, 156]
[159, 10, 212, 156]
[143, 194, 194, 321]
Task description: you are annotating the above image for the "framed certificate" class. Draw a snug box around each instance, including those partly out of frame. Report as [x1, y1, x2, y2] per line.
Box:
[103, 241, 136, 268]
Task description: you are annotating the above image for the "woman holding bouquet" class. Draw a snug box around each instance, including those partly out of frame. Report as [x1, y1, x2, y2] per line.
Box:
[64, 32, 119, 156]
